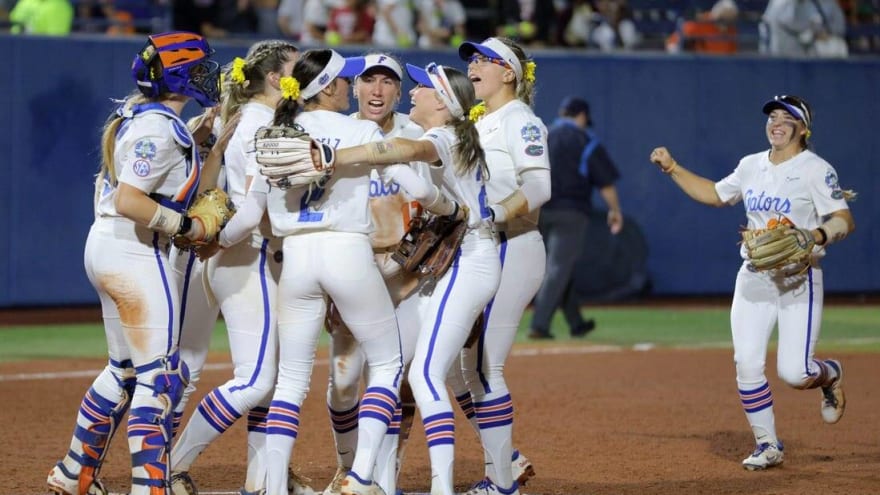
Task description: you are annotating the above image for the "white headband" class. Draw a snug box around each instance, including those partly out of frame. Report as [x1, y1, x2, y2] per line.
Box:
[407, 63, 466, 120]
[427, 64, 465, 120]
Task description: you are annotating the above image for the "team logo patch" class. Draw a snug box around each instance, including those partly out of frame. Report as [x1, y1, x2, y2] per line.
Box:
[824, 170, 844, 199]
[134, 139, 157, 160]
[525, 144, 544, 156]
[824, 170, 839, 188]
[132, 159, 151, 177]
[318, 74, 330, 86]
[520, 123, 541, 142]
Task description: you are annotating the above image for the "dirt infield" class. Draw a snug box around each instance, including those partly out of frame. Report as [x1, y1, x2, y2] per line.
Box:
[3, 345, 879, 495]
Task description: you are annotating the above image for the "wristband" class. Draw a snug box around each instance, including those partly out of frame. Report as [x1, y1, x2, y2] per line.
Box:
[177, 215, 193, 236]
[148, 205, 184, 236]
[816, 227, 828, 246]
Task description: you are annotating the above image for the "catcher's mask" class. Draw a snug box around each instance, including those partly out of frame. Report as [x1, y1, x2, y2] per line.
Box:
[762, 95, 812, 129]
[131, 31, 221, 108]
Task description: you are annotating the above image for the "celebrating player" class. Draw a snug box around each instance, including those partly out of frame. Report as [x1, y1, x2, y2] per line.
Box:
[455, 37, 550, 495]
[321, 52, 426, 495]
[47, 31, 222, 495]
[650, 94, 854, 470]
[215, 48, 404, 495]
[325, 61, 500, 495]
[169, 40, 313, 495]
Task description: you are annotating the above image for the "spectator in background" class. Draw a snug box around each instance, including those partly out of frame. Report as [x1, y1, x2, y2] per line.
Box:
[665, 0, 739, 54]
[416, 0, 467, 48]
[590, 0, 641, 50]
[277, 0, 304, 39]
[254, 0, 282, 36]
[300, 0, 334, 44]
[529, 96, 623, 340]
[494, 0, 558, 45]
[173, 0, 228, 38]
[9, 0, 74, 35]
[325, 0, 374, 44]
[761, 0, 848, 57]
[373, 0, 416, 47]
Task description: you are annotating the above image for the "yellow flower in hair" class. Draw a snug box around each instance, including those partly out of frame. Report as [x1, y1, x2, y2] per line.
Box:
[524, 61, 537, 83]
[280, 76, 301, 101]
[230, 57, 247, 84]
[469, 101, 486, 122]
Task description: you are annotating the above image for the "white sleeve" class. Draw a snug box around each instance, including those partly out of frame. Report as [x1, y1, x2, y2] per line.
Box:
[383, 164, 438, 204]
[520, 167, 551, 211]
[218, 185, 267, 247]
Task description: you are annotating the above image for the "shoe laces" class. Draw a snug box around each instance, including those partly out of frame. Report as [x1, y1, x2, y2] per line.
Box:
[465, 478, 494, 495]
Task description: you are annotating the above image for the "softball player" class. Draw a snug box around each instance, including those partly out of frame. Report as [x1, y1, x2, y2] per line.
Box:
[169, 40, 315, 495]
[217, 49, 403, 495]
[329, 62, 501, 495]
[322, 53, 427, 495]
[455, 37, 551, 495]
[47, 31, 221, 495]
[172, 107, 233, 438]
[650, 94, 853, 470]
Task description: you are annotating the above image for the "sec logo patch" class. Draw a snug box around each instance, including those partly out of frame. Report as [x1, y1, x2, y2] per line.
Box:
[132, 159, 151, 177]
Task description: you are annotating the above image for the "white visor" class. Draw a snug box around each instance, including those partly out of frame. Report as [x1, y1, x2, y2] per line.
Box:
[301, 50, 366, 100]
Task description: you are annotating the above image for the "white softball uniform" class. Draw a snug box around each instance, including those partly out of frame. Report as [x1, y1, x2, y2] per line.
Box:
[171, 102, 281, 493]
[255, 109, 403, 495]
[83, 104, 199, 495]
[326, 112, 426, 484]
[400, 126, 502, 495]
[715, 149, 850, 446]
[461, 99, 550, 492]
[174, 121, 227, 428]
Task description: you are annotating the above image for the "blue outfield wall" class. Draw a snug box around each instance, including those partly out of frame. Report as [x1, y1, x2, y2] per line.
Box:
[1, 35, 878, 306]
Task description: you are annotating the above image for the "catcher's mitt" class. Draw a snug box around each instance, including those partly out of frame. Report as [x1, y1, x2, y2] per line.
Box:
[254, 125, 335, 190]
[175, 188, 236, 249]
[741, 223, 815, 272]
[392, 207, 469, 285]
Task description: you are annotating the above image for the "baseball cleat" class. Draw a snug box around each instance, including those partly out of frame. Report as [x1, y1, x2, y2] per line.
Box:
[47, 462, 110, 495]
[170, 471, 198, 495]
[289, 467, 317, 495]
[339, 473, 386, 495]
[322, 466, 350, 495]
[511, 449, 535, 486]
[463, 478, 520, 495]
[821, 359, 846, 424]
[742, 442, 784, 471]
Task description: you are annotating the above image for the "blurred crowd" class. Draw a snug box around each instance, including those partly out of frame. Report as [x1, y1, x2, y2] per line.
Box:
[2, 0, 880, 55]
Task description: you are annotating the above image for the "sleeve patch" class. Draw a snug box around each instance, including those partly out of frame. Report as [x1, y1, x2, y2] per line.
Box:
[824, 170, 844, 199]
[132, 159, 151, 177]
[520, 123, 542, 142]
[134, 138, 157, 160]
[525, 144, 544, 156]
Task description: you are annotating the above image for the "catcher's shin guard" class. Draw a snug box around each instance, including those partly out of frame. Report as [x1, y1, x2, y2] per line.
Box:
[77, 367, 137, 494]
[129, 353, 190, 493]
[51, 361, 136, 495]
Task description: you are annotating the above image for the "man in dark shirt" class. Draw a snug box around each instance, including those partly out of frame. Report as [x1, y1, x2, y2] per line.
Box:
[529, 96, 624, 339]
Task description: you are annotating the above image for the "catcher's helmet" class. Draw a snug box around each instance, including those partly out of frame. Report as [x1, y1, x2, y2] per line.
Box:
[131, 31, 221, 107]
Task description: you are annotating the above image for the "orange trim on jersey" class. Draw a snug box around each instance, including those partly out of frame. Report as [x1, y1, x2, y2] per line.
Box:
[173, 163, 200, 203]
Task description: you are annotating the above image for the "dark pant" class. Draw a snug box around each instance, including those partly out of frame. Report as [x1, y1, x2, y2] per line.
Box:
[531, 208, 589, 334]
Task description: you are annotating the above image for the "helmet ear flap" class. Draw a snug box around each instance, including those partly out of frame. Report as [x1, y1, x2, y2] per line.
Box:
[132, 40, 164, 98]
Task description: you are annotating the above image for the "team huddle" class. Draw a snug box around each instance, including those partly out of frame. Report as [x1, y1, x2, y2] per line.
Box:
[46, 27, 855, 495]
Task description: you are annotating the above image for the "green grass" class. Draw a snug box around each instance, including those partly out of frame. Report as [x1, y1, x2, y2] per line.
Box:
[1, 306, 878, 362]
